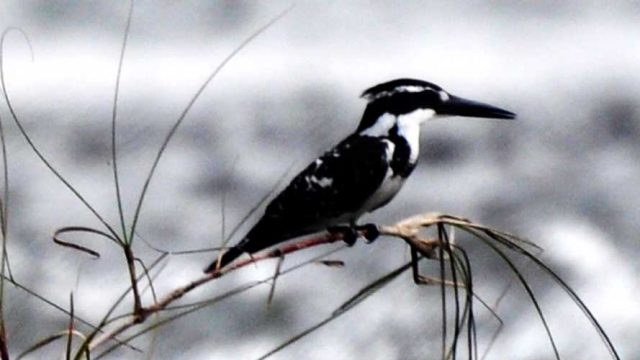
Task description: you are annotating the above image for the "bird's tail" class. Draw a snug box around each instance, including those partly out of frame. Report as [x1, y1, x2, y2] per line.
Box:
[203, 245, 244, 273]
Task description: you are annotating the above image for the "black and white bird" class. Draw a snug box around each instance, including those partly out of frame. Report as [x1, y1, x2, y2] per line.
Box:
[204, 78, 515, 273]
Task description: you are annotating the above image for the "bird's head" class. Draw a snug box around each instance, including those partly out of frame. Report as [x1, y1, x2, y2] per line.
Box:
[356, 78, 515, 135]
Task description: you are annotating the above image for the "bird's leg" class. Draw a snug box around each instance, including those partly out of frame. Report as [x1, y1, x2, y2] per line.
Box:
[355, 223, 380, 243]
[327, 223, 379, 246]
[327, 225, 358, 246]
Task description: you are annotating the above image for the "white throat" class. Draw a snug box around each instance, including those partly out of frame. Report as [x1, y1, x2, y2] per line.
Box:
[397, 109, 435, 162]
[360, 109, 436, 162]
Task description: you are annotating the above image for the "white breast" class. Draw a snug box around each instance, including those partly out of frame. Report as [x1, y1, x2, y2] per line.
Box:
[397, 109, 435, 163]
[359, 173, 406, 214]
[356, 139, 406, 216]
[328, 172, 405, 227]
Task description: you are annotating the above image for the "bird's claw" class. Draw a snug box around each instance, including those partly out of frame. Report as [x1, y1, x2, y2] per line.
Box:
[357, 223, 380, 243]
[328, 223, 379, 246]
[328, 226, 358, 246]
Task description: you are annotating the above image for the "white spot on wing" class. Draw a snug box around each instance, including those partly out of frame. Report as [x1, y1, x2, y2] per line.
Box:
[306, 175, 334, 188]
[315, 177, 333, 188]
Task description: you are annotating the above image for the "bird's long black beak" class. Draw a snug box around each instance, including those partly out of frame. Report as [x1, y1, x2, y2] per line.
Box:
[439, 95, 516, 119]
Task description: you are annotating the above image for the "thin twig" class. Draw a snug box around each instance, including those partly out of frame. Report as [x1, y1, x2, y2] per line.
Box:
[111, 0, 135, 243]
[89, 231, 345, 349]
[127, 5, 294, 242]
[124, 247, 142, 317]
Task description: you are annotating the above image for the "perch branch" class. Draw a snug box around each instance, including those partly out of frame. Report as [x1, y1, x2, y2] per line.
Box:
[89, 212, 476, 351]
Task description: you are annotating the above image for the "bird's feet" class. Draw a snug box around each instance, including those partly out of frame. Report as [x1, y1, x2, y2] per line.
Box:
[327, 223, 380, 246]
[328, 225, 358, 246]
[357, 223, 380, 243]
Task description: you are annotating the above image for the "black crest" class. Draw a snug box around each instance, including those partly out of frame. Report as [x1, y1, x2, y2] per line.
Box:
[361, 78, 442, 101]
[357, 79, 443, 132]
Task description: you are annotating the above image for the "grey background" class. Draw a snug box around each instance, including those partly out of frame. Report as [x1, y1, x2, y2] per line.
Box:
[0, 1, 638, 359]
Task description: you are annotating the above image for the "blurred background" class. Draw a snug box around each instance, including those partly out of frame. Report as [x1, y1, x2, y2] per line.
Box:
[0, 1, 639, 359]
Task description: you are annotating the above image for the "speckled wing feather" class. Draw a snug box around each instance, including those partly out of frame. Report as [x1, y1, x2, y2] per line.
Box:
[205, 134, 393, 272]
[239, 134, 391, 253]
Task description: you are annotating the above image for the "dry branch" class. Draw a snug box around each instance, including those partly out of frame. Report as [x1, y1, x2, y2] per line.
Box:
[89, 212, 456, 350]
[87, 212, 619, 360]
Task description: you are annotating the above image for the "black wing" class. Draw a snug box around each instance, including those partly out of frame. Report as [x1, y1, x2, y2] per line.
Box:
[204, 135, 392, 271]
[242, 134, 391, 252]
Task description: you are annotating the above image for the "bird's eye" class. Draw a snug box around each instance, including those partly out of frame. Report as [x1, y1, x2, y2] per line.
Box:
[439, 91, 450, 102]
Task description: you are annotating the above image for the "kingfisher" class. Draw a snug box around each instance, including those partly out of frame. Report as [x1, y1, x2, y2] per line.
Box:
[204, 78, 515, 273]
